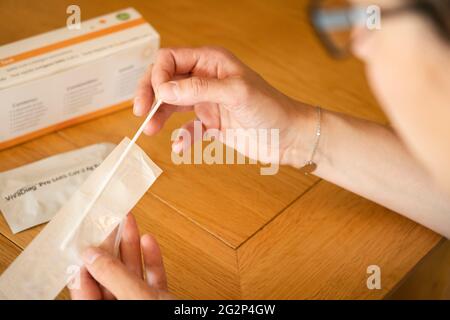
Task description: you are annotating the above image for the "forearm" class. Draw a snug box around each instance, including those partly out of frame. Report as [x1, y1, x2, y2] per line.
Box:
[287, 105, 450, 238]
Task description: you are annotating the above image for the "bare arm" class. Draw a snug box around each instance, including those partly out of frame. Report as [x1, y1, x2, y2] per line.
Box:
[134, 47, 450, 238]
[287, 106, 450, 238]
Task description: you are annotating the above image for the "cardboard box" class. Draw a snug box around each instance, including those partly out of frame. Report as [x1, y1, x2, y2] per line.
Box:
[0, 8, 159, 150]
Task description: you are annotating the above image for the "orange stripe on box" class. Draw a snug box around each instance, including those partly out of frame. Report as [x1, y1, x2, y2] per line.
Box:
[0, 100, 132, 151]
[0, 18, 146, 68]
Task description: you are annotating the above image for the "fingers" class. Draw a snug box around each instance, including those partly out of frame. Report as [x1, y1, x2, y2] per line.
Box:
[151, 47, 242, 88]
[142, 102, 194, 136]
[150, 47, 202, 88]
[69, 267, 103, 300]
[172, 119, 205, 154]
[98, 224, 121, 300]
[134, 64, 155, 117]
[172, 102, 220, 153]
[135, 47, 245, 136]
[119, 214, 143, 279]
[141, 234, 168, 291]
[143, 103, 175, 135]
[135, 64, 194, 135]
[82, 247, 156, 300]
[99, 224, 118, 253]
[157, 76, 249, 108]
[151, 47, 246, 106]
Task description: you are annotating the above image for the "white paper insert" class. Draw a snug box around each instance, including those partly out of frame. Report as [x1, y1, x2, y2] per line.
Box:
[0, 143, 115, 233]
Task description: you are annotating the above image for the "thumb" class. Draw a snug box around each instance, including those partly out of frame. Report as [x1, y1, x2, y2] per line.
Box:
[157, 77, 246, 107]
[82, 247, 156, 300]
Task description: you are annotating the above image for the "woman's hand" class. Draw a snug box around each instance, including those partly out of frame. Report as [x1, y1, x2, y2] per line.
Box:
[69, 214, 173, 300]
[134, 46, 316, 167]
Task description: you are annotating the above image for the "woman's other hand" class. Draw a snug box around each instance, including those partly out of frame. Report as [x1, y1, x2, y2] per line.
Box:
[69, 214, 173, 300]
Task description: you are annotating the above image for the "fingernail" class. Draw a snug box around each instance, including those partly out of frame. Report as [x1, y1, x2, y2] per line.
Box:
[172, 140, 183, 154]
[133, 97, 142, 116]
[145, 269, 157, 287]
[82, 247, 102, 265]
[158, 82, 179, 102]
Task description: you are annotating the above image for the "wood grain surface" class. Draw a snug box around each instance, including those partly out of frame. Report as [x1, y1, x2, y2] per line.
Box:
[0, 0, 446, 299]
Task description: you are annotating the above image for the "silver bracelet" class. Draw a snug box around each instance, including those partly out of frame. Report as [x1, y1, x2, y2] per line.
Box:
[301, 106, 321, 175]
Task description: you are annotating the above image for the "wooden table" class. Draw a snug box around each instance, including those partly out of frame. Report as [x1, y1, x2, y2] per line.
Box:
[0, 0, 443, 299]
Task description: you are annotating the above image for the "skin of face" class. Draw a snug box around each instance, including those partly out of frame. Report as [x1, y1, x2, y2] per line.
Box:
[350, 0, 450, 192]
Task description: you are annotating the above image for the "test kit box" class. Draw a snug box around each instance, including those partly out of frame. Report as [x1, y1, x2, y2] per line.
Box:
[0, 8, 159, 150]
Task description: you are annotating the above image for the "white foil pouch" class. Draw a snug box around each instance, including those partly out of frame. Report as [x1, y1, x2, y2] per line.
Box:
[0, 138, 162, 299]
[0, 143, 115, 234]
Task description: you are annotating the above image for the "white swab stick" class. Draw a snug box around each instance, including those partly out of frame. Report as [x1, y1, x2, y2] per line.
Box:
[60, 99, 163, 250]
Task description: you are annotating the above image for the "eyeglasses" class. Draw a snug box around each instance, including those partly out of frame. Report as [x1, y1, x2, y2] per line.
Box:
[308, 0, 428, 58]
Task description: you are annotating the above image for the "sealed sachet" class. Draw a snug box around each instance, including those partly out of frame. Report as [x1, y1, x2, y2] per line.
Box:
[0, 138, 162, 300]
[0, 143, 115, 233]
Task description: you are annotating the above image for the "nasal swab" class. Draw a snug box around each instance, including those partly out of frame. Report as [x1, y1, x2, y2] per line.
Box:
[61, 99, 163, 250]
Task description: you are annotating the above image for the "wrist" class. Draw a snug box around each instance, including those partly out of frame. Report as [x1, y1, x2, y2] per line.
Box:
[280, 101, 321, 169]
